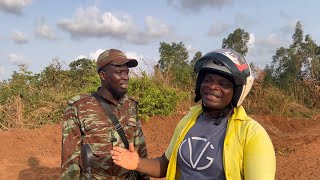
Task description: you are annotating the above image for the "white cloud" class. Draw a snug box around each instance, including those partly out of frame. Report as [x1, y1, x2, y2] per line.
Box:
[58, 6, 134, 38]
[125, 51, 144, 61]
[127, 16, 170, 44]
[58, 6, 170, 44]
[0, 0, 32, 15]
[145, 16, 170, 37]
[124, 51, 155, 76]
[167, 0, 234, 12]
[208, 23, 232, 36]
[74, 49, 107, 62]
[185, 44, 198, 58]
[89, 49, 104, 60]
[75, 55, 87, 60]
[8, 53, 31, 65]
[11, 30, 29, 44]
[247, 33, 290, 68]
[248, 33, 255, 46]
[35, 23, 58, 40]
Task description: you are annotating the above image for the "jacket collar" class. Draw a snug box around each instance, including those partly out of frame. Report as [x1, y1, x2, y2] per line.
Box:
[189, 104, 249, 121]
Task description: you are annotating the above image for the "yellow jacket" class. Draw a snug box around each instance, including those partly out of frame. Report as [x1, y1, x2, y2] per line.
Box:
[165, 105, 276, 180]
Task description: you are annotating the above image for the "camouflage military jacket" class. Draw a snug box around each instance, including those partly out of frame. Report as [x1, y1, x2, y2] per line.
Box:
[61, 93, 149, 180]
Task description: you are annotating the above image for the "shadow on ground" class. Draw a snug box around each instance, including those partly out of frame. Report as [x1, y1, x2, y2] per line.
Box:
[18, 157, 60, 180]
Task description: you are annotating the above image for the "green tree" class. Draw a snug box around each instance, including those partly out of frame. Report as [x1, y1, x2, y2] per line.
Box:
[263, 65, 275, 86]
[0, 65, 36, 104]
[270, 47, 290, 87]
[190, 51, 202, 67]
[268, 21, 320, 107]
[156, 42, 193, 90]
[68, 58, 99, 92]
[40, 58, 69, 91]
[290, 21, 305, 80]
[69, 58, 96, 73]
[291, 21, 303, 49]
[222, 28, 250, 56]
[302, 35, 320, 81]
[190, 51, 203, 82]
[270, 22, 305, 92]
[157, 42, 189, 71]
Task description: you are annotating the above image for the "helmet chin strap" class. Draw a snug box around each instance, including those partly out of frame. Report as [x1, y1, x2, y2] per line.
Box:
[201, 102, 234, 125]
[202, 101, 207, 107]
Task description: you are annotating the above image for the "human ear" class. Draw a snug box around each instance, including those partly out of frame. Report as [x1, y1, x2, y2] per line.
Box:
[98, 71, 105, 80]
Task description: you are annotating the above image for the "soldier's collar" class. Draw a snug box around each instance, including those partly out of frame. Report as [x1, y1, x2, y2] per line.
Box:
[96, 87, 127, 106]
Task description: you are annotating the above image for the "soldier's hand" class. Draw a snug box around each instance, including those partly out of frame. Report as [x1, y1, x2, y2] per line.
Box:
[111, 142, 140, 170]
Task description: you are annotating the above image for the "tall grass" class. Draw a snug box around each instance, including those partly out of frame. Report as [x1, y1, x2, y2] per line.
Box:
[244, 71, 319, 118]
[0, 62, 319, 130]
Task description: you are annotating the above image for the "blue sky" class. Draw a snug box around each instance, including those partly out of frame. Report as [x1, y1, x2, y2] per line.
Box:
[1, 0, 319, 81]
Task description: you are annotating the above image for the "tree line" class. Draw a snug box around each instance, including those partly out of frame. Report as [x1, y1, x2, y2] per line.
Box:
[0, 21, 319, 130]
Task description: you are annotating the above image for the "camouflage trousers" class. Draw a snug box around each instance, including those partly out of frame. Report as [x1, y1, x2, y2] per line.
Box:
[126, 171, 141, 180]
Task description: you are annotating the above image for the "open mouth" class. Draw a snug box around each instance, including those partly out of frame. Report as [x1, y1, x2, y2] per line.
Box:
[204, 93, 221, 101]
[120, 83, 128, 89]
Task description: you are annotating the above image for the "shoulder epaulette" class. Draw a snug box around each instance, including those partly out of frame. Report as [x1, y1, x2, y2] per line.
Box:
[128, 96, 139, 104]
[67, 93, 91, 105]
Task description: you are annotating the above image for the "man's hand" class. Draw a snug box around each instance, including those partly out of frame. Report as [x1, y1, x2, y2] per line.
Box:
[111, 142, 140, 170]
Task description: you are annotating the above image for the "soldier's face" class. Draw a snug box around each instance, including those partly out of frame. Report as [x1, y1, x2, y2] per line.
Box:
[200, 73, 234, 111]
[100, 64, 129, 97]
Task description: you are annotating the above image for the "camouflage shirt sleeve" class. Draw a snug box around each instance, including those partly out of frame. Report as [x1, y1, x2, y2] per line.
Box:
[61, 100, 82, 180]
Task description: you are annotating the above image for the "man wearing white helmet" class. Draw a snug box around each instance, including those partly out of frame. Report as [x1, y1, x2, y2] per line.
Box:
[110, 49, 276, 180]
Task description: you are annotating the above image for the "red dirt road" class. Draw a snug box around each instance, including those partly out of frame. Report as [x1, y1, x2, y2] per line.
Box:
[1, 113, 320, 180]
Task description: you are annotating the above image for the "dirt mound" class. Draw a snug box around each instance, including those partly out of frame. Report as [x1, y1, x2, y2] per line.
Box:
[0, 113, 320, 179]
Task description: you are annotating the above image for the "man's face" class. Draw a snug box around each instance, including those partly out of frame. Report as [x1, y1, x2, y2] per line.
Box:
[200, 73, 234, 111]
[99, 64, 130, 97]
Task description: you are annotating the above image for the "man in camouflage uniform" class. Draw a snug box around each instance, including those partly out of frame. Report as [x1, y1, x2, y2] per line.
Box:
[61, 49, 149, 180]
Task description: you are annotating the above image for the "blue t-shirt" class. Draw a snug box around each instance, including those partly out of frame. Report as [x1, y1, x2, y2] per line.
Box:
[177, 114, 228, 180]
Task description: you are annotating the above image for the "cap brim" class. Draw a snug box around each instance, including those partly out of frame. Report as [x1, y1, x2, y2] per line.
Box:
[126, 59, 138, 68]
[112, 58, 138, 68]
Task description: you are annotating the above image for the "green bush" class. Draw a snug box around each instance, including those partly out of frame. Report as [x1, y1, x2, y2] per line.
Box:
[128, 74, 187, 121]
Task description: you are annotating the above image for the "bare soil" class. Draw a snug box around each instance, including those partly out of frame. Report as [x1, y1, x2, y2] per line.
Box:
[1, 112, 320, 180]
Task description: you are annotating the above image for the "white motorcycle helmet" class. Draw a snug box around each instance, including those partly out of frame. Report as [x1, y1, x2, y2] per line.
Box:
[194, 49, 254, 107]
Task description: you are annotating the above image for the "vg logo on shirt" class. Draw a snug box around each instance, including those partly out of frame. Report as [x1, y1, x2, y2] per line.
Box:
[178, 137, 215, 170]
